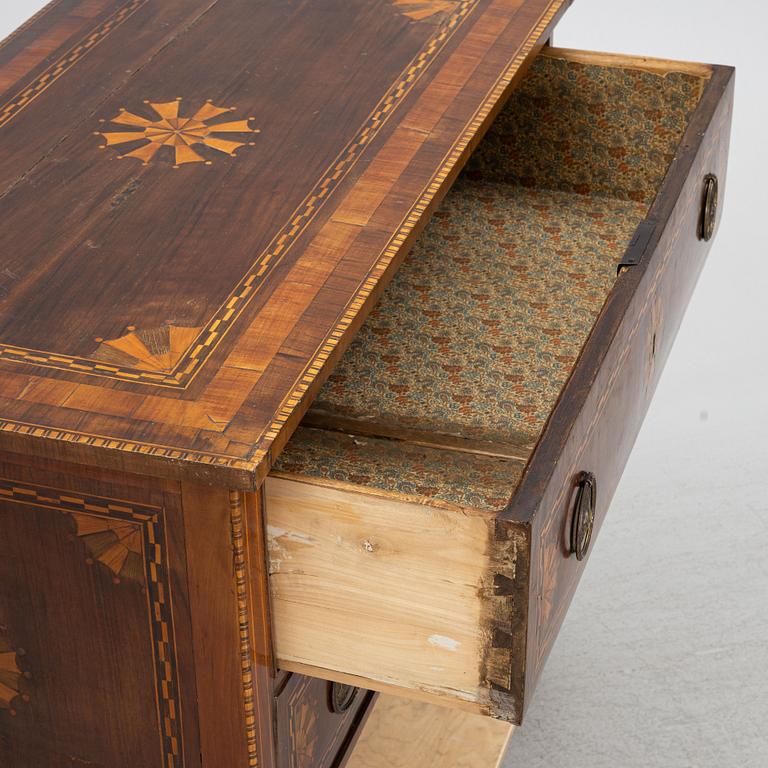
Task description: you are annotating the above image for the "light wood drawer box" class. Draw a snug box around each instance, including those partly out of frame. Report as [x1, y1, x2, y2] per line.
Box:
[265, 47, 734, 725]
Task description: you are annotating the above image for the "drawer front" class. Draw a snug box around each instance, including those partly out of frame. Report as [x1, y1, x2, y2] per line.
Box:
[275, 673, 372, 768]
[513, 66, 735, 704]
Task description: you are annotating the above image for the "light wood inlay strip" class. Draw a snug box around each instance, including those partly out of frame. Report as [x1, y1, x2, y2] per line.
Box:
[221, 220, 362, 375]
[540, 46, 714, 78]
[331, 128, 427, 228]
[303, 410, 534, 462]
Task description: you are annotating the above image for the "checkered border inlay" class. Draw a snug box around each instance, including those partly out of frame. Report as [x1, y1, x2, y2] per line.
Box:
[0, 0, 479, 387]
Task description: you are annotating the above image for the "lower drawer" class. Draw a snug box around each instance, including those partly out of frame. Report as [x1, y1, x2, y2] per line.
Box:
[266, 48, 734, 723]
[345, 695, 513, 768]
[274, 674, 373, 768]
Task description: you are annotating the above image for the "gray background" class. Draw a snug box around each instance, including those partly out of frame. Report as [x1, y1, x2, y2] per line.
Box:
[1, 1, 765, 767]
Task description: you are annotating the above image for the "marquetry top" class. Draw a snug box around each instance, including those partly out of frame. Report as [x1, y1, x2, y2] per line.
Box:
[0, 0, 571, 489]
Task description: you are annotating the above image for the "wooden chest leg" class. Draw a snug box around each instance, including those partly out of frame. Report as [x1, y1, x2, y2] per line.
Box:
[181, 483, 276, 768]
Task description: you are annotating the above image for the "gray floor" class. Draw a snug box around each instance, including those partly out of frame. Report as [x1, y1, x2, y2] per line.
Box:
[502, 3, 767, 766]
[503, 417, 768, 768]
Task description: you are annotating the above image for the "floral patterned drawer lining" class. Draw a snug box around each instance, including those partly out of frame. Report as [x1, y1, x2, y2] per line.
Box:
[274, 55, 706, 512]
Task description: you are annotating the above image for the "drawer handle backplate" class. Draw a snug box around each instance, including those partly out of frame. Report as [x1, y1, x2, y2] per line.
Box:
[570, 472, 596, 561]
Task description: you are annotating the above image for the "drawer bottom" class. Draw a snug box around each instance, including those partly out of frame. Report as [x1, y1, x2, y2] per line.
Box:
[345, 695, 513, 768]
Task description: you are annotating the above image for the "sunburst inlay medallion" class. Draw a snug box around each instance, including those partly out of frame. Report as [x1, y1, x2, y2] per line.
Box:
[92, 324, 203, 373]
[97, 98, 260, 167]
[0, 631, 23, 713]
[71, 512, 144, 584]
[291, 697, 321, 766]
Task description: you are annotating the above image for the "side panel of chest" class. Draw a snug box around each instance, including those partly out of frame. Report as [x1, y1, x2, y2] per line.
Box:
[0, 453, 201, 767]
[0, 452, 285, 768]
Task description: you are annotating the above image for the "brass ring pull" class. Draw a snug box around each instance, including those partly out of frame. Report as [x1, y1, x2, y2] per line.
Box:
[570, 472, 596, 561]
[699, 174, 718, 242]
[329, 682, 359, 713]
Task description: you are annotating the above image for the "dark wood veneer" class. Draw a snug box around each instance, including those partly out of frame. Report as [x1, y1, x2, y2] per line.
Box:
[0, 452, 200, 767]
[0, 449, 375, 767]
[0, 0, 571, 489]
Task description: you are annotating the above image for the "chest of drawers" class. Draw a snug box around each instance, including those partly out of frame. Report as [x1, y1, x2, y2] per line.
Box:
[0, 1, 732, 766]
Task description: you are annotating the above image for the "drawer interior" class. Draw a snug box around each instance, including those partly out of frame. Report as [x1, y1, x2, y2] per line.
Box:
[266, 48, 714, 722]
[275, 48, 708, 508]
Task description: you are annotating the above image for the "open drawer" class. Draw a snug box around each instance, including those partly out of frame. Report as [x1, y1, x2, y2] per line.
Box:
[265, 48, 734, 725]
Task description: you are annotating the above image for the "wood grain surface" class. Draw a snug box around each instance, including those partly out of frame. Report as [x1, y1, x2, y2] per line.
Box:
[0, 451, 200, 767]
[266, 474, 506, 713]
[182, 484, 260, 768]
[0, 0, 572, 489]
[274, 674, 374, 768]
[344, 695, 513, 768]
[0, 446, 375, 766]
